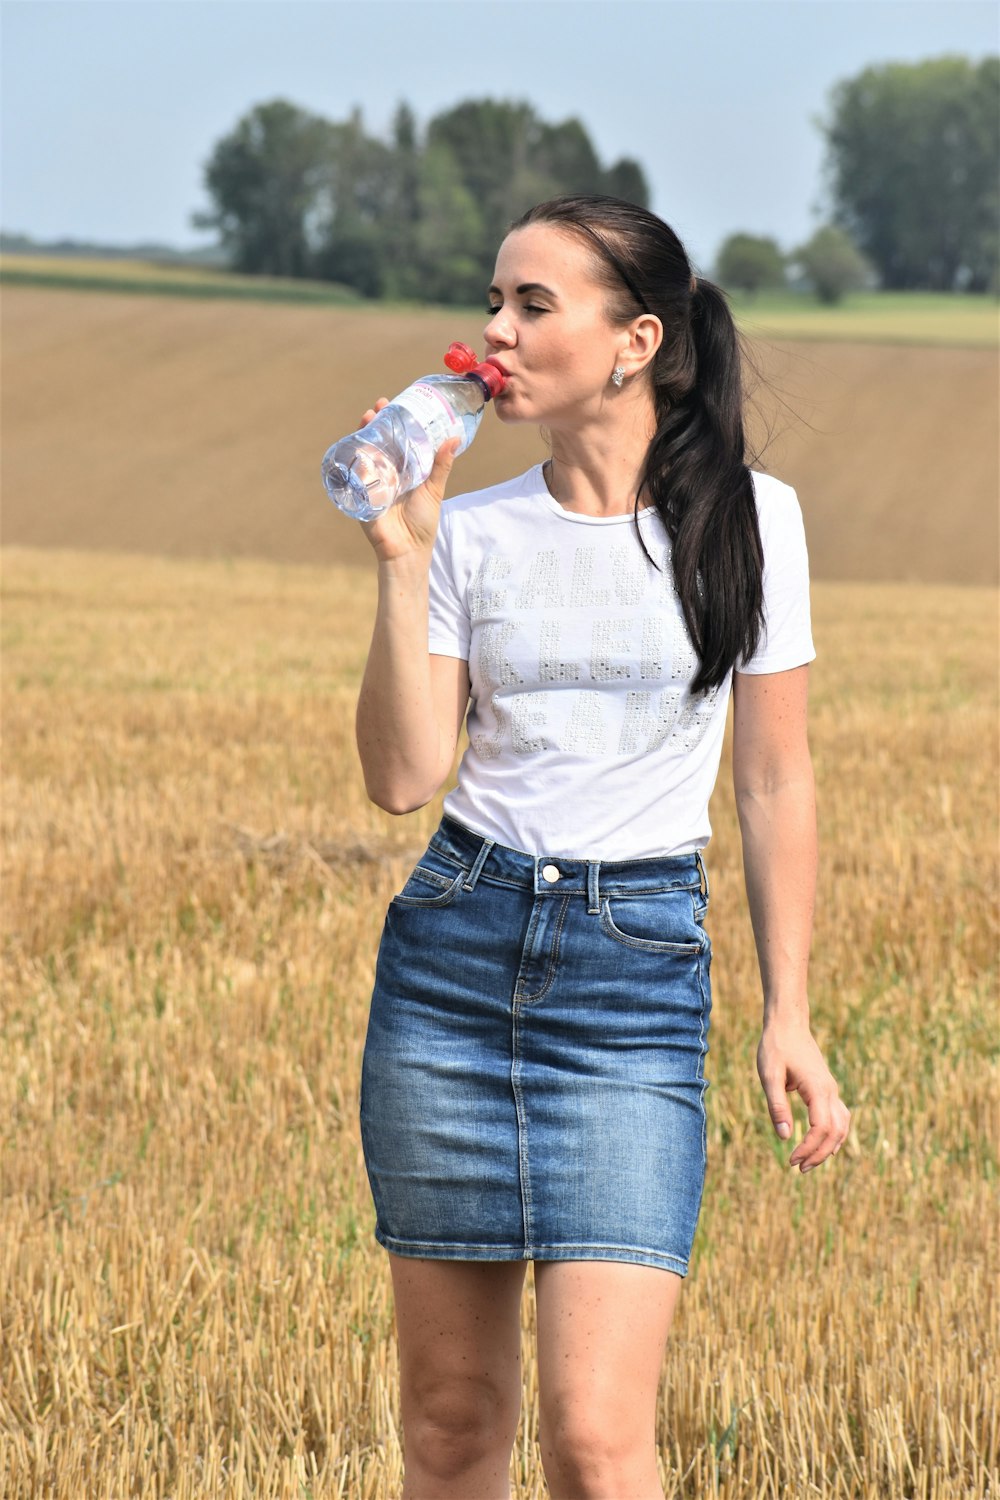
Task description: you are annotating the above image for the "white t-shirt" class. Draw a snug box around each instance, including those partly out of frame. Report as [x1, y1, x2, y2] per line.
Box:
[428, 463, 814, 860]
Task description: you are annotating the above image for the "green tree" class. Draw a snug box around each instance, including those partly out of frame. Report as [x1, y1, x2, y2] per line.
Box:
[379, 102, 423, 299]
[793, 225, 870, 304]
[194, 100, 335, 277]
[426, 99, 649, 286]
[311, 108, 395, 296]
[600, 157, 650, 206]
[410, 143, 487, 305]
[822, 55, 999, 291]
[715, 234, 787, 294]
[427, 99, 546, 255]
[532, 118, 603, 195]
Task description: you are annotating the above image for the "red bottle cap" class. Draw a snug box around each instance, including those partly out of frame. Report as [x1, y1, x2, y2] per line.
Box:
[471, 360, 506, 399]
[443, 342, 478, 373]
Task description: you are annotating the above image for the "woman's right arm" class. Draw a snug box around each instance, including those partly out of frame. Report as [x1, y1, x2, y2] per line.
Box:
[354, 409, 470, 815]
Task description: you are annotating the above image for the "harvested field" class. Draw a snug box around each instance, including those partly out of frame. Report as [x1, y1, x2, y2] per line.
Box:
[1, 547, 997, 1498]
[1, 286, 997, 584]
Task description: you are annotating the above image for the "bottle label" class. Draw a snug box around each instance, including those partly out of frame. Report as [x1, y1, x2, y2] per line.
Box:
[393, 381, 467, 450]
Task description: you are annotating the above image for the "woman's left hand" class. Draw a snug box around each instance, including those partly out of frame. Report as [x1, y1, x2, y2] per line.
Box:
[757, 1019, 851, 1172]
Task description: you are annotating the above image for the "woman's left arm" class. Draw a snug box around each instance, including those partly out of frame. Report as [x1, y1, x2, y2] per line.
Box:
[731, 665, 851, 1171]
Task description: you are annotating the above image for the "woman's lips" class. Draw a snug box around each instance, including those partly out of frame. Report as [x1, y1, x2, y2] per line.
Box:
[484, 357, 510, 377]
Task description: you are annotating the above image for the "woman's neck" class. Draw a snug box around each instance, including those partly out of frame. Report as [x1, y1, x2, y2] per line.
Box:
[544, 403, 658, 517]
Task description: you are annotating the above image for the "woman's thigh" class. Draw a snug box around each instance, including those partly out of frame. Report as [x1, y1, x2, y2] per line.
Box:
[534, 1260, 682, 1429]
[389, 1255, 528, 1418]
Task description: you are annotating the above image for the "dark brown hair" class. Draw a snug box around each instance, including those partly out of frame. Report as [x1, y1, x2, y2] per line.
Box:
[511, 194, 764, 692]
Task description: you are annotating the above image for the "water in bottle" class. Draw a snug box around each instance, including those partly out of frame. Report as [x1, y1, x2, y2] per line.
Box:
[322, 343, 507, 520]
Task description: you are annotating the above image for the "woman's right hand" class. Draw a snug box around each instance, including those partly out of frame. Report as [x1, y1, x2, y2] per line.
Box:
[357, 398, 461, 568]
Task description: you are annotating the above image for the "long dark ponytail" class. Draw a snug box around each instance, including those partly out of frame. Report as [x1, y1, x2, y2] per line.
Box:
[511, 195, 764, 694]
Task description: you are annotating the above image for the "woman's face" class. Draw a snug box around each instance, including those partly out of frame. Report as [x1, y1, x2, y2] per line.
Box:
[483, 223, 633, 428]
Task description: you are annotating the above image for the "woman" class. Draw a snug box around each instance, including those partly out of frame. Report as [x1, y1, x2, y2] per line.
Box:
[354, 195, 851, 1500]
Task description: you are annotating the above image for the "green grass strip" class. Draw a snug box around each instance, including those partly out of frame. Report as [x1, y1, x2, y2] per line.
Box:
[0, 268, 363, 307]
[729, 289, 998, 347]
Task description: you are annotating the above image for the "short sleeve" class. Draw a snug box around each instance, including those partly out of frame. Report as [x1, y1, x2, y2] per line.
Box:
[427, 512, 471, 660]
[737, 477, 816, 675]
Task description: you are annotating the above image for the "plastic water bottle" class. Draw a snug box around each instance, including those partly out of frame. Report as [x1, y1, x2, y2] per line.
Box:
[322, 343, 507, 520]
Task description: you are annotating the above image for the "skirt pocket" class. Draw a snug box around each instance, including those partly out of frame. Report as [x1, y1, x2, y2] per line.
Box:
[391, 849, 466, 908]
[599, 888, 704, 954]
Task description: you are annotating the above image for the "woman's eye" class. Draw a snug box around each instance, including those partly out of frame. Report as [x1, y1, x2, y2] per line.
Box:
[485, 301, 548, 316]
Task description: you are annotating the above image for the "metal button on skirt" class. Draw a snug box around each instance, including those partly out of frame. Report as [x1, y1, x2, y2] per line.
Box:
[360, 817, 712, 1276]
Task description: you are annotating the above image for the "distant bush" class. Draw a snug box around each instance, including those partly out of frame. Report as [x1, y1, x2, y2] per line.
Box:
[792, 225, 871, 305]
[715, 233, 786, 295]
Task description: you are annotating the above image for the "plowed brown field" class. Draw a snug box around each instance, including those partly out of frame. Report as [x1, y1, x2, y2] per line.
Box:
[2, 286, 997, 583]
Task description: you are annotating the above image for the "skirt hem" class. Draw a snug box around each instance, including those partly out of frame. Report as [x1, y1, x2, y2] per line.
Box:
[374, 1227, 689, 1276]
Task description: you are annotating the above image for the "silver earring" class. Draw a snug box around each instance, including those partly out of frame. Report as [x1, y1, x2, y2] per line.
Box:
[611, 365, 625, 388]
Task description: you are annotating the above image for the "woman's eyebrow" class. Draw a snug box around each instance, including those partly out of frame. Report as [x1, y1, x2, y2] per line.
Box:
[487, 281, 559, 299]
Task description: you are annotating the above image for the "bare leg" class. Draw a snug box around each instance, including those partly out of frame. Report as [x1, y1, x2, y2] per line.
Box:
[534, 1260, 683, 1500]
[389, 1254, 528, 1500]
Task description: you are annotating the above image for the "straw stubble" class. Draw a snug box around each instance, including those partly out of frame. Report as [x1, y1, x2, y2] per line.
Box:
[1, 549, 996, 1497]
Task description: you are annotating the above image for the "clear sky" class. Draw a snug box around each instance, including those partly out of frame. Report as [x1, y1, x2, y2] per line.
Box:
[1, 0, 996, 270]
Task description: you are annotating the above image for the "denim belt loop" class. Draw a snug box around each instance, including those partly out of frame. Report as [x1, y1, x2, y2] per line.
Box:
[695, 850, 710, 903]
[587, 861, 601, 915]
[463, 837, 495, 892]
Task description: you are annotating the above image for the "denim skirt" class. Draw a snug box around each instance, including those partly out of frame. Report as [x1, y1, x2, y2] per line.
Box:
[360, 817, 712, 1276]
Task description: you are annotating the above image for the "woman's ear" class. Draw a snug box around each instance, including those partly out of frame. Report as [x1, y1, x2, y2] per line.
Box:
[619, 314, 663, 379]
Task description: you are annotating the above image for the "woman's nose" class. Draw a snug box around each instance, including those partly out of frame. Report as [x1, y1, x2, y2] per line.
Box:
[484, 311, 515, 348]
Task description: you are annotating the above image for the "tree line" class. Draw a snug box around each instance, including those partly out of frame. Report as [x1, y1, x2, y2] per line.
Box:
[196, 57, 998, 305]
[194, 99, 647, 305]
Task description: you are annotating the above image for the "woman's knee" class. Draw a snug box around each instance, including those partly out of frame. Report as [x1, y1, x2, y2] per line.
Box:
[538, 1387, 658, 1493]
[403, 1372, 519, 1478]
[390, 1257, 526, 1481]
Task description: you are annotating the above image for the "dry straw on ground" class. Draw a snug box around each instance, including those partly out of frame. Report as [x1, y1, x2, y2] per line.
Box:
[1, 548, 997, 1498]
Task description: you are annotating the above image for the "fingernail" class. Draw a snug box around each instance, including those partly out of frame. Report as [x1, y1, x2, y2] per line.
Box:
[776, 1122, 791, 1139]
[801, 1163, 815, 1173]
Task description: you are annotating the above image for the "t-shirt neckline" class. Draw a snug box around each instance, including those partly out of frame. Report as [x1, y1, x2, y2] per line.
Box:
[530, 463, 660, 526]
